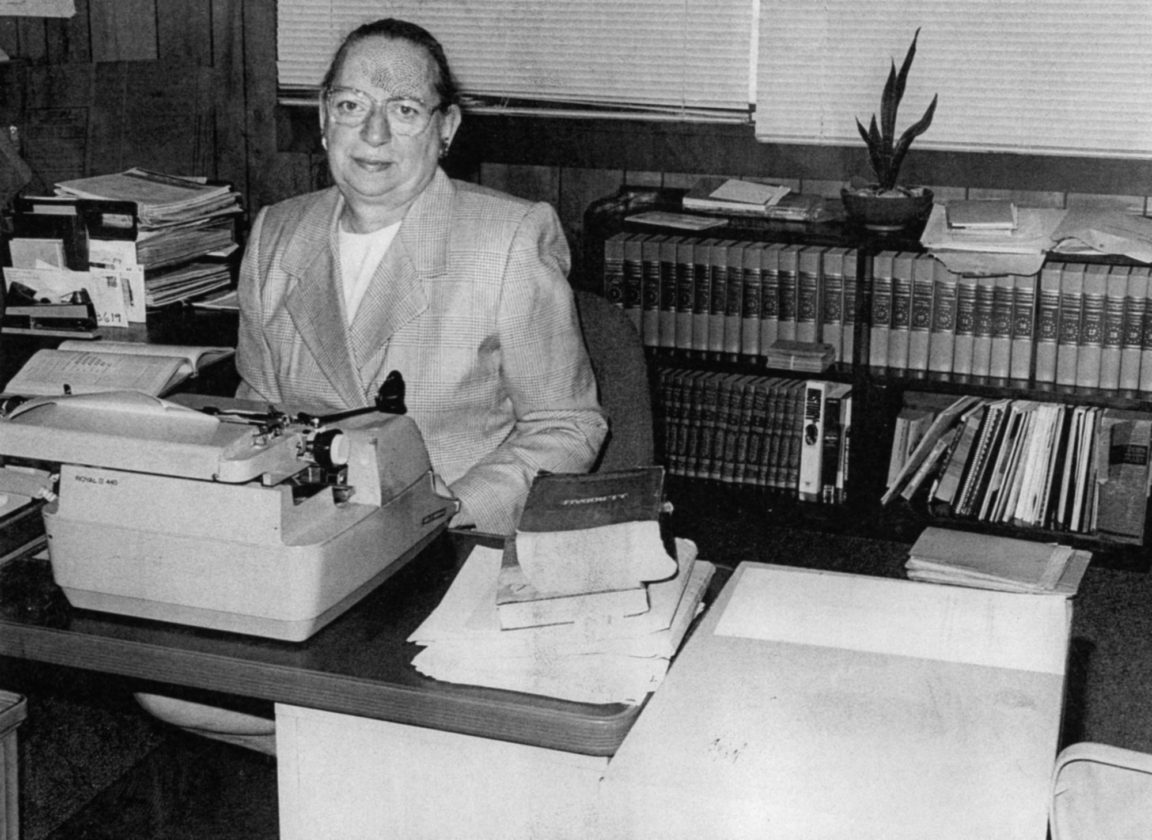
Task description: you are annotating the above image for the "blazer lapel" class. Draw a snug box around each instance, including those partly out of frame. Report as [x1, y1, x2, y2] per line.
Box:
[281, 190, 366, 407]
[347, 170, 456, 374]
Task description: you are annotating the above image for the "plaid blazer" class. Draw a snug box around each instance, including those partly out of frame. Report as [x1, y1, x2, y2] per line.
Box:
[235, 170, 607, 534]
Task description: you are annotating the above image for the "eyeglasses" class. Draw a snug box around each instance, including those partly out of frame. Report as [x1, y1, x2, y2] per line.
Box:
[324, 86, 442, 136]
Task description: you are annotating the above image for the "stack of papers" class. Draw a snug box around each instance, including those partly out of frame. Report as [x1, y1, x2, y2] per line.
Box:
[906, 526, 1090, 596]
[409, 539, 714, 705]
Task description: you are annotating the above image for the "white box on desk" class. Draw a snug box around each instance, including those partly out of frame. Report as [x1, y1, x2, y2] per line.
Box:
[601, 562, 1071, 840]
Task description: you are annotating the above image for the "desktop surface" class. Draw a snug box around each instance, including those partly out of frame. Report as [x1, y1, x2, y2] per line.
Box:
[0, 528, 642, 756]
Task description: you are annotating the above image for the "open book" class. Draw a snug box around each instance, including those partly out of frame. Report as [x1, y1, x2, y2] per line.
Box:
[2, 340, 234, 398]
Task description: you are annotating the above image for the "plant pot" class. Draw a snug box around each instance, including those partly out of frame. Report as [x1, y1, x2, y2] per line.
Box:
[841, 187, 934, 233]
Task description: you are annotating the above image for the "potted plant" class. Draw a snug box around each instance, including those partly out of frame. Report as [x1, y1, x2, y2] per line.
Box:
[841, 28, 938, 232]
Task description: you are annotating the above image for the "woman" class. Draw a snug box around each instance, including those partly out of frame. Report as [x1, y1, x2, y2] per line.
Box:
[236, 17, 607, 535]
[139, 18, 607, 755]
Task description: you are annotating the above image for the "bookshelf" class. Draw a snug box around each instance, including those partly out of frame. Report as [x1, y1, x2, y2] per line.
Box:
[584, 185, 1152, 567]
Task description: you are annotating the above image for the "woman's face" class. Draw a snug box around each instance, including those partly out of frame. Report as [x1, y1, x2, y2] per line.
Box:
[321, 35, 460, 231]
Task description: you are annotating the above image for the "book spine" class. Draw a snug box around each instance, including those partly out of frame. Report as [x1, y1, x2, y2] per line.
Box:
[952, 274, 978, 377]
[970, 274, 996, 378]
[692, 372, 722, 478]
[1100, 265, 1128, 391]
[795, 246, 823, 344]
[740, 243, 764, 359]
[776, 244, 800, 342]
[836, 391, 853, 503]
[782, 380, 804, 497]
[821, 385, 851, 503]
[620, 234, 645, 338]
[640, 236, 664, 349]
[708, 240, 730, 358]
[988, 274, 1013, 379]
[841, 249, 858, 368]
[1076, 264, 1107, 389]
[887, 252, 914, 371]
[868, 251, 894, 369]
[720, 373, 743, 481]
[729, 375, 750, 486]
[759, 243, 783, 354]
[887, 410, 913, 487]
[798, 380, 826, 502]
[908, 254, 934, 373]
[603, 232, 627, 309]
[680, 371, 706, 477]
[690, 239, 712, 356]
[1009, 272, 1037, 381]
[667, 366, 696, 480]
[820, 247, 846, 364]
[658, 237, 680, 350]
[746, 377, 771, 488]
[723, 241, 745, 361]
[760, 379, 780, 489]
[1034, 264, 1062, 384]
[1141, 269, 1152, 394]
[708, 372, 730, 480]
[820, 388, 842, 503]
[928, 260, 957, 374]
[1056, 262, 1085, 387]
[1120, 266, 1148, 392]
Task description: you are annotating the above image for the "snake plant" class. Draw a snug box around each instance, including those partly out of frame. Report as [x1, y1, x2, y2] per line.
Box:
[856, 29, 938, 193]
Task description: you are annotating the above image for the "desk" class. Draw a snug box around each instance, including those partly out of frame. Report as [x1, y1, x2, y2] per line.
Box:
[0, 528, 648, 838]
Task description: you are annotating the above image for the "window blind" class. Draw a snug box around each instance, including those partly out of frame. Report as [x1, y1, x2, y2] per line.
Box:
[277, 0, 757, 122]
[755, 2, 1152, 159]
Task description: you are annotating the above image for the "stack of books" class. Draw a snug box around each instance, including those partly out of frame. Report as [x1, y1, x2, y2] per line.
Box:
[906, 526, 1090, 596]
[496, 468, 678, 630]
[408, 468, 715, 705]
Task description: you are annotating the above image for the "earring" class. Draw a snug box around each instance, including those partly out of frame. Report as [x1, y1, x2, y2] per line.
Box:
[439, 138, 450, 158]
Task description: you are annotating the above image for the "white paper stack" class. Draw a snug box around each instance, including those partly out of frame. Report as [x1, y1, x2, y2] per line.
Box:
[906, 526, 1090, 596]
[409, 538, 714, 705]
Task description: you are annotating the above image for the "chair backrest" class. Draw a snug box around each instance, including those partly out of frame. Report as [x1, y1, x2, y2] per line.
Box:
[573, 289, 655, 472]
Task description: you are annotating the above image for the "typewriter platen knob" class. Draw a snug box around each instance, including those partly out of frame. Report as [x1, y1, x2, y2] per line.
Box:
[309, 428, 349, 471]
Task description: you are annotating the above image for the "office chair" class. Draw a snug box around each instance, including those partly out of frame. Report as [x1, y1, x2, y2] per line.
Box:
[573, 289, 655, 472]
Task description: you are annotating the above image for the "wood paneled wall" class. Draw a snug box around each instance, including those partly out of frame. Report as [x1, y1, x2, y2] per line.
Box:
[0, 0, 273, 221]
